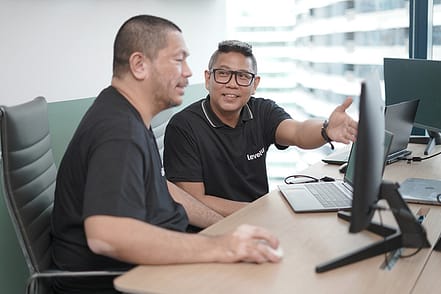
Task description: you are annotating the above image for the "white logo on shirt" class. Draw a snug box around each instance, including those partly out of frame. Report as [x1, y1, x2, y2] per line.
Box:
[246, 147, 265, 161]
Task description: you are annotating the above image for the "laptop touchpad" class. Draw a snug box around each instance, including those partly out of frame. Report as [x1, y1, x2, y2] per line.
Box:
[282, 187, 322, 211]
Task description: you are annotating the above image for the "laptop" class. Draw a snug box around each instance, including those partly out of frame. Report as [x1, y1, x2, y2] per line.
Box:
[384, 99, 419, 163]
[279, 131, 393, 212]
[321, 99, 419, 165]
[320, 146, 351, 165]
[399, 178, 441, 206]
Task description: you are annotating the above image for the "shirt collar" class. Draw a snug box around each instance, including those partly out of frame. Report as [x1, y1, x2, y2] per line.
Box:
[201, 95, 254, 128]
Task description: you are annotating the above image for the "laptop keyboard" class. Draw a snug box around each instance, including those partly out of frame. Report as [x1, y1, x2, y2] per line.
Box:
[305, 183, 352, 208]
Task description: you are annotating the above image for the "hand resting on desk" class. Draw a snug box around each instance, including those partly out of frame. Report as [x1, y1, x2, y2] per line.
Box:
[86, 216, 282, 266]
[257, 239, 284, 259]
[264, 243, 284, 258]
[211, 224, 283, 264]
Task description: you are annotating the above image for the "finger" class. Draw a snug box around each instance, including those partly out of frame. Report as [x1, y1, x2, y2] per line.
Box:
[255, 241, 282, 263]
[243, 251, 267, 264]
[340, 136, 350, 144]
[263, 246, 283, 263]
[249, 227, 279, 249]
[240, 242, 268, 264]
[337, 97, 353, 112]
[346, 125, 357, 142]
[349, 118, 358, 129]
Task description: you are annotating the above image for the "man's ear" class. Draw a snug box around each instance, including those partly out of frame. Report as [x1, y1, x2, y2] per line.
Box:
[204, 70, 210, 90]
[129, 52, 149, 80]
[251, 75, 260, 95]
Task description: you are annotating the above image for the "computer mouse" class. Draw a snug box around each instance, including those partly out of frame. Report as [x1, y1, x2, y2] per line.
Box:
[264, 243, 284, 258]
[268, 245, 284, 258]
[259, 240, 284, 258]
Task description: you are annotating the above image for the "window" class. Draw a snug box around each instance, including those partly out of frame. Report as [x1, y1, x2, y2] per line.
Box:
[227, 0, 435, 190]
[432, 0, 441, 58]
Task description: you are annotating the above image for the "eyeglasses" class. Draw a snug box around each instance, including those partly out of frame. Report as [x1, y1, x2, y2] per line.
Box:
[210, 68, 255, 87]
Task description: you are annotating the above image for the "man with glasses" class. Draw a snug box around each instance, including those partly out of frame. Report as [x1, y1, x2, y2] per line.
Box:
[163, 40, 357, 219]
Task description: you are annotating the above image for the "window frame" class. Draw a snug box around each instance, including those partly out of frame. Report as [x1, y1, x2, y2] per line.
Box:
[410, 0, 433, 58]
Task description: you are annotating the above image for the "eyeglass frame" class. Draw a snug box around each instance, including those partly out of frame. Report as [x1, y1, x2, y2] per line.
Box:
[209, 68, 256, 87]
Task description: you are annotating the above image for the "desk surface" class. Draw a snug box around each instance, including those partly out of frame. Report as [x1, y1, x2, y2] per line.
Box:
[114, 144, 441, 294]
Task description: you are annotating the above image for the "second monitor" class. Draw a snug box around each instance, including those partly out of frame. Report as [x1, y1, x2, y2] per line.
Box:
[384, 57, 441, 155]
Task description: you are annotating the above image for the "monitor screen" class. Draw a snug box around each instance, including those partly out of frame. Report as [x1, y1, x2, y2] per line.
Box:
[349, 71, 386, 233]
[384, 58, 441, 133]
[316, 72, 430, 273]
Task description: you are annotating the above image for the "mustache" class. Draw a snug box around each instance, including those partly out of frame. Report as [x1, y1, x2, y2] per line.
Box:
[179, 79, 189, 88]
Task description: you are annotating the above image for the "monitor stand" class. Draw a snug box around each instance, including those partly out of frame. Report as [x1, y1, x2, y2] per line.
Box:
[425, 131, 441, 155]
[434, 234, 441, 252]
[409, 130, 441, 155]
[316, 181, 431, 273]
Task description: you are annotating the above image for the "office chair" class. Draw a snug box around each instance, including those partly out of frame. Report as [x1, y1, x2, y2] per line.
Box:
[0, 97, 123, 294]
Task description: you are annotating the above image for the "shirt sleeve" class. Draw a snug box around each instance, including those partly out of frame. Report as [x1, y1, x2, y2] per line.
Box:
[261, 98, 292, 150]
[83, 139, 148, 220]
[163, 117, 204, 182]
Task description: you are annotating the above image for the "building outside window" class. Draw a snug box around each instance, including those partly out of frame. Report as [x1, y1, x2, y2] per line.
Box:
[226, 0, 441, 190]
[433, 0, 441, 58]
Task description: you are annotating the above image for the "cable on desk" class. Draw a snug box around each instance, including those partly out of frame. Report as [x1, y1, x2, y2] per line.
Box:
[373, 204, 426, 262]
[399, 247, 423, 258]
[284, 175, 335, 185]
[399, 150, 441, 163]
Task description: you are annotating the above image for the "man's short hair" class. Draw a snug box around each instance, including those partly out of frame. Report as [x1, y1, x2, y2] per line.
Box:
[208, 40, 257, 73]
[113, 15, 181, 77]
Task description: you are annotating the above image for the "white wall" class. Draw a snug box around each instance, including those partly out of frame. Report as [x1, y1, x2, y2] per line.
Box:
[0, 0, 226, 105]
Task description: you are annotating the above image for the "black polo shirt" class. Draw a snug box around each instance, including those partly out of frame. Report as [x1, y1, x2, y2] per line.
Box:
[164, 95, 291, 202]
[52, 86, 188, 293]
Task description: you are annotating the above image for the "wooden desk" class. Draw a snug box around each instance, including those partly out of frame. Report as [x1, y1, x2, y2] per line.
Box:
[114, 144, 441, 294]
[412, 247, 441, 293]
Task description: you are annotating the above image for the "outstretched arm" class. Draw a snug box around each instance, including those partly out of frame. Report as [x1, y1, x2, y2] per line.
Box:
[275, 97, 357, 148]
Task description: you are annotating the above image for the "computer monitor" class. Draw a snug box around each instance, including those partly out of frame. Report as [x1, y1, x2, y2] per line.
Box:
[384, 58, 441, 155]
[316, 72, 430, 273]
[349, 73, 386, 233]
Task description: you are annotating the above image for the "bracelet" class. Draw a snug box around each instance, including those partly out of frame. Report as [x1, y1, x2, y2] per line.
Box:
[321, 120, 334, 150]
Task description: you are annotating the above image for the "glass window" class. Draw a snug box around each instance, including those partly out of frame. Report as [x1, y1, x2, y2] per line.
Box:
[226, 0, 410, 190]
[432, 0, 441, 59]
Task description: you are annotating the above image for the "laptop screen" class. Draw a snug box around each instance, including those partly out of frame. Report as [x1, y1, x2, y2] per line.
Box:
[385, 99, 419, 155]
[343, 143, 356, 187]
[344, 130, 393, 188]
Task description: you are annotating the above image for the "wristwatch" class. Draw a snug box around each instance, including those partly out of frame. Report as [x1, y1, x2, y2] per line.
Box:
[321, 120, 335, 150]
